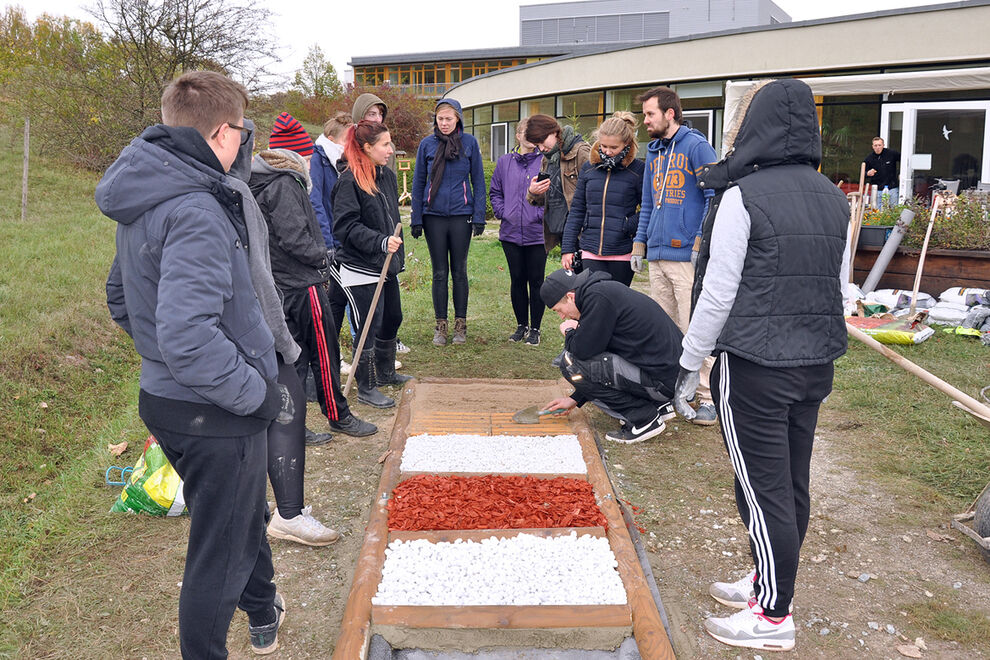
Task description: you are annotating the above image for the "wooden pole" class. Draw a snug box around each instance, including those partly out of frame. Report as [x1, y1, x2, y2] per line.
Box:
[847, 323, 990, 426]
[21, 117, 29, 222]
[908, 195, 941, 316]
[343, 222, 403, 398]
[847, 192, 862, 282]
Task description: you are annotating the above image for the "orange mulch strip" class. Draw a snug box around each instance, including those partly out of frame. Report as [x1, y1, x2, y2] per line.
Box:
[387, 475, 607, 531]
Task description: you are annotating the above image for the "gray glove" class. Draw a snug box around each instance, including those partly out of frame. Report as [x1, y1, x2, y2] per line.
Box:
[691, 250, 699, 267]
[630, 255, 644, 273]
[673, 367, 699, 420]
[275, 384, 295, 425]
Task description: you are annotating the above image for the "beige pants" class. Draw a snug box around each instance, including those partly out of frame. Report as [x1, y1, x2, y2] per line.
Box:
[648, 259, 714, 405]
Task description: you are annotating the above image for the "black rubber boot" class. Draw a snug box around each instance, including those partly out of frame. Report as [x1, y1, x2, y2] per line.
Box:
[355, 350, 395, 409]
[375, 337, 413, 386]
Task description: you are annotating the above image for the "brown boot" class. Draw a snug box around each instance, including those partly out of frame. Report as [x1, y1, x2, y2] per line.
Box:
[452, 317, 467, 344]
[433, 319, 448, 346]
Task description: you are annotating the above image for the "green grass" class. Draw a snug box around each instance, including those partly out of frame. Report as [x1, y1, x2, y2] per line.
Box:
[902, 597, 990, 644]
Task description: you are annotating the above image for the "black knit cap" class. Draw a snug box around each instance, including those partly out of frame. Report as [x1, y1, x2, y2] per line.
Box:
[540, 268, 591, 308]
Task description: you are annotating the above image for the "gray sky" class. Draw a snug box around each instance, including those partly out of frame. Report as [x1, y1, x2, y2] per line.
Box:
[18, 0, 941, 85]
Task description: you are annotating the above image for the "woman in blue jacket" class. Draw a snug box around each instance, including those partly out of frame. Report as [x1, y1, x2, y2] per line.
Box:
[561, 112, 644, 287]
[411, 99, 486, 346]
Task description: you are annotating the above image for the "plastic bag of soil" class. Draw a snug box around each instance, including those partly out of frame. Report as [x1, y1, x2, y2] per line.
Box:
[110, 435, 187, 516]
[845, 315, 934, 345]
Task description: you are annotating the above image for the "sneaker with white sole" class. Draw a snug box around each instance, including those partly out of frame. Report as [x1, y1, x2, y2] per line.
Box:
[658, 401, 677, 422]
[709, 569, 756, 608]
[267, 506, 340, 546]
[605, 410, 666, 444]
[249, 592, 285, 655]
[692, 402, 718, 426]
[704, 600, 795, 651]
[395, 338, 411, 354]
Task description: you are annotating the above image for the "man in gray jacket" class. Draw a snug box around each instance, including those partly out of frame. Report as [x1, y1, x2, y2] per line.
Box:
[100, 71, 289, 657]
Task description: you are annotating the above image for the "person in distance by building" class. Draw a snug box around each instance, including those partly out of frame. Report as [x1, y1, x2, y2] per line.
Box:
[863, 136, 900, 206]
[675, 78, 849, 652]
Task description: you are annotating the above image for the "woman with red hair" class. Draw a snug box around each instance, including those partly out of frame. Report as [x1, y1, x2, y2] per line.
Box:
[330, 121, 408, 409]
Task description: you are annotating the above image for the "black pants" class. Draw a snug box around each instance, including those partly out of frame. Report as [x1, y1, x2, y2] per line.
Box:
[337, 274, 403, 353]
[269, 357, 305, 519]
[150, 424, 275, 659]
[282, 284, 350, 422]
[711, 351, 833, 618]
[501, 241, 546, 329]
[423, 214, 472, 319]
[560, 350, 673, 427]
[584, 258, 634, 287]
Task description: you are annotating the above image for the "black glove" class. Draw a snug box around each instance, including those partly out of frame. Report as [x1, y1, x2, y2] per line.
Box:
[410, 225, 423, 239]
[254, 379, 292, 422]
[317, 258, 331, 281]
[472, 223, 485, 237]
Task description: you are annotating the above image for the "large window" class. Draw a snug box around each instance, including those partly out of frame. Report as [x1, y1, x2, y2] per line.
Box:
[820, 99, 881, 184]
[521, 96, 555, 118]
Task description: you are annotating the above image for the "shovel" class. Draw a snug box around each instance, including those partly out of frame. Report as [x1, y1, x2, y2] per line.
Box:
[511, 405, 568, 424]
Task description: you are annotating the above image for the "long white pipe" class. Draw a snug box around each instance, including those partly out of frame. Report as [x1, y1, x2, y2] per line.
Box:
[862, 208, 916, 293]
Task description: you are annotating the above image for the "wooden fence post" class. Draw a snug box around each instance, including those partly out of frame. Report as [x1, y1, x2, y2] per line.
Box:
[21, 117, 29, 222]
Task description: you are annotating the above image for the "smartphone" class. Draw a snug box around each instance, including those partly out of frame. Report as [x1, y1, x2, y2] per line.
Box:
[536, 172, 550, 182]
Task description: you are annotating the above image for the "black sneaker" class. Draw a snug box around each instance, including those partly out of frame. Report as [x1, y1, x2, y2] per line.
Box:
[508, 325, 528, 342]
[249, 592, 285, 655]
[605, 411, 666, 444]
[524, 328, 541, 346]
[328, 413, 377, 437]
[304, 428, 333, 446]
[658, 401, 677, 422]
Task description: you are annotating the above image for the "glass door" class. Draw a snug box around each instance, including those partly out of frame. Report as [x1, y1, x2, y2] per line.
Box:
[491, 123, 508, 161]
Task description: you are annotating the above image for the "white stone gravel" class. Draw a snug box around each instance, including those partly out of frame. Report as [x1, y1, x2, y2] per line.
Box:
[372, 532, 627, 606]
[400, 433, 586, 474]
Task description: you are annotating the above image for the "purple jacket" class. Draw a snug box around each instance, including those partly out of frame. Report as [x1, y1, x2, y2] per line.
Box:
[490, 149, 544, 246]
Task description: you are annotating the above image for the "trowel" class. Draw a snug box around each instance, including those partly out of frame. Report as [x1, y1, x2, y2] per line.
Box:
[511, 405, 568, 424]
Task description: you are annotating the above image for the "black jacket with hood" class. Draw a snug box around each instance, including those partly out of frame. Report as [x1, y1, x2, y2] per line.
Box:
[693, 79, 848, 368]
[331, 163, 405, 278]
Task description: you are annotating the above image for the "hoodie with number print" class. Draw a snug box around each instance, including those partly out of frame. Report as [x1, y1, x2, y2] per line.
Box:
[633, 124, 717, 262]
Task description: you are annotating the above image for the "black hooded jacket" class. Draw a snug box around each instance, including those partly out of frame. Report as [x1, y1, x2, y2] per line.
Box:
[331, 164, 405, 278]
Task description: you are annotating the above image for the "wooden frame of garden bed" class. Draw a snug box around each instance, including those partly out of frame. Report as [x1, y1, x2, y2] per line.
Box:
[331, 378, 676, 660]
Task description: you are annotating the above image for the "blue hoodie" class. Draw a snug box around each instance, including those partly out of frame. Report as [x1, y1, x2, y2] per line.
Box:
[411, 98, 487, 226]
[634, 124, 717, 262]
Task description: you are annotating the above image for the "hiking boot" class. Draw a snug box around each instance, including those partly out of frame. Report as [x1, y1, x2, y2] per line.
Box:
[452, 317, 467, 344]
[329, 413, 377, 437]
[703, 601, 795, 651]
[303, 428, 333, 446]
[375, 337, 413, 386]
[508, 325, 528, 342]
[396, 338, 411, 354]
[268, 506, 340, 546]
[710, 570, 756, 609]
[692, 402, 718, 426]
[524, 327, 541, 346]
[433, 319, 448, 346]
[605, 410, 666, 444]
[355, 351, 395, 408]
[249, 592, 286, 655]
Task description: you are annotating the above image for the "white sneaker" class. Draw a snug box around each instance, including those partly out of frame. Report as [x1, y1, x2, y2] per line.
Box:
[396, 338, 411, 354]
[704, 601, 795, 651]
[340, 359, 351, 376]
[394, 359, 402, 370]
[268, 506, 340, 546]
[709, 569, 756, 608]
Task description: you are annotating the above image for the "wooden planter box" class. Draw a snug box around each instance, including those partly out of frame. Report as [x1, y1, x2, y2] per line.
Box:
[853, 246, 990, 295]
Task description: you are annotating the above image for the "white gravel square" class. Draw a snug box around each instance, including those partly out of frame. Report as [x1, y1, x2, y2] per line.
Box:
[400, 433, 586, 474]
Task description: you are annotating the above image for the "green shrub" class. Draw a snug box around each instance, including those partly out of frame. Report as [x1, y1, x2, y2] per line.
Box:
[861, 194, 990, 251]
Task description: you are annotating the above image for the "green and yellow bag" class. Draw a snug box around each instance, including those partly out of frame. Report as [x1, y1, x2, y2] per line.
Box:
[110, 436, 187, 516]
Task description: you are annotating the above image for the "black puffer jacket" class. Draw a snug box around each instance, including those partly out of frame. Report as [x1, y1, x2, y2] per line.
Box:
[331, 164, 405, 278]
[561, 145, 644, 257]
[249, 150, 328, 290]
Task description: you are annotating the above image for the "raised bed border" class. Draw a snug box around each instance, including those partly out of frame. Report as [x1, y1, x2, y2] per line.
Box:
[331, 377, 675, 660]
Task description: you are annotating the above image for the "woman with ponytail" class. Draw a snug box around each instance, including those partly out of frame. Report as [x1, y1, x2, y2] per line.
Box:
[560, 111, 644, 286]
[330, 120, 408, 409]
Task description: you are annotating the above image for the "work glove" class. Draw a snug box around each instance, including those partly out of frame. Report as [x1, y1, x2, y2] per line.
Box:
[317, 258, 331, 282]
[472, 223, 485, 237]
[691, 250, 699, 267]
[630, 255, 644, 273]
[275, 383, 295, 425]
[673, 367, 700, 421]
[410, 225, 423, 239]
[326, 247, 336, 264]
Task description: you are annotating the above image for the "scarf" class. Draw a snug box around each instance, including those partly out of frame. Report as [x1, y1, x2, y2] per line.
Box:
[428, 126, 462, 204]
[597, 144, 630, 170]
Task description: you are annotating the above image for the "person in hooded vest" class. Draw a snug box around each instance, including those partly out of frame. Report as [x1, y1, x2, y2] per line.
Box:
[410, 99, 487, 346]
[561, 111, 645, 288]
[674, 79, 850, 652]
[490, 118, 545, 345]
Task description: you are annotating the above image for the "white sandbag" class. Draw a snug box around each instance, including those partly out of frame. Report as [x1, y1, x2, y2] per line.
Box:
[864, 289, 935, 309]
[927, 301, 970, 325]
[939, 287, 990, 307]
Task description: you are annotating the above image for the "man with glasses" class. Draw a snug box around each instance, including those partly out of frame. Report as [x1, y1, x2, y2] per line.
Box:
[99, 71, 289, 657]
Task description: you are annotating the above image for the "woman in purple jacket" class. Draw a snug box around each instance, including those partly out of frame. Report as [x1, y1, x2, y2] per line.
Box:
[490, 118, 546, 346]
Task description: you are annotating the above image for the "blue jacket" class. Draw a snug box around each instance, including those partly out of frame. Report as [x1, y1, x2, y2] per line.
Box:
[98, 125, 278, 434]
[490, 148, 544, 246]
[309, 144, 340, 249]
[411, 101, 486, 226]
[562, 144, 644, 257]
[634, 124, 717, 262]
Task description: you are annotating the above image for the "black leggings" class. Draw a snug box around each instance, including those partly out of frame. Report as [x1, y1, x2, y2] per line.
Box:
[423, 214, 472, 319]
[584, 257, 634, 287]
[501, 241, 546, 329]
[268, 357, 306, 520]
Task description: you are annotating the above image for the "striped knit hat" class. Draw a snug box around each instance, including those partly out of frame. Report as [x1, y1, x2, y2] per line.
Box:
[269, 112, 314, 156]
